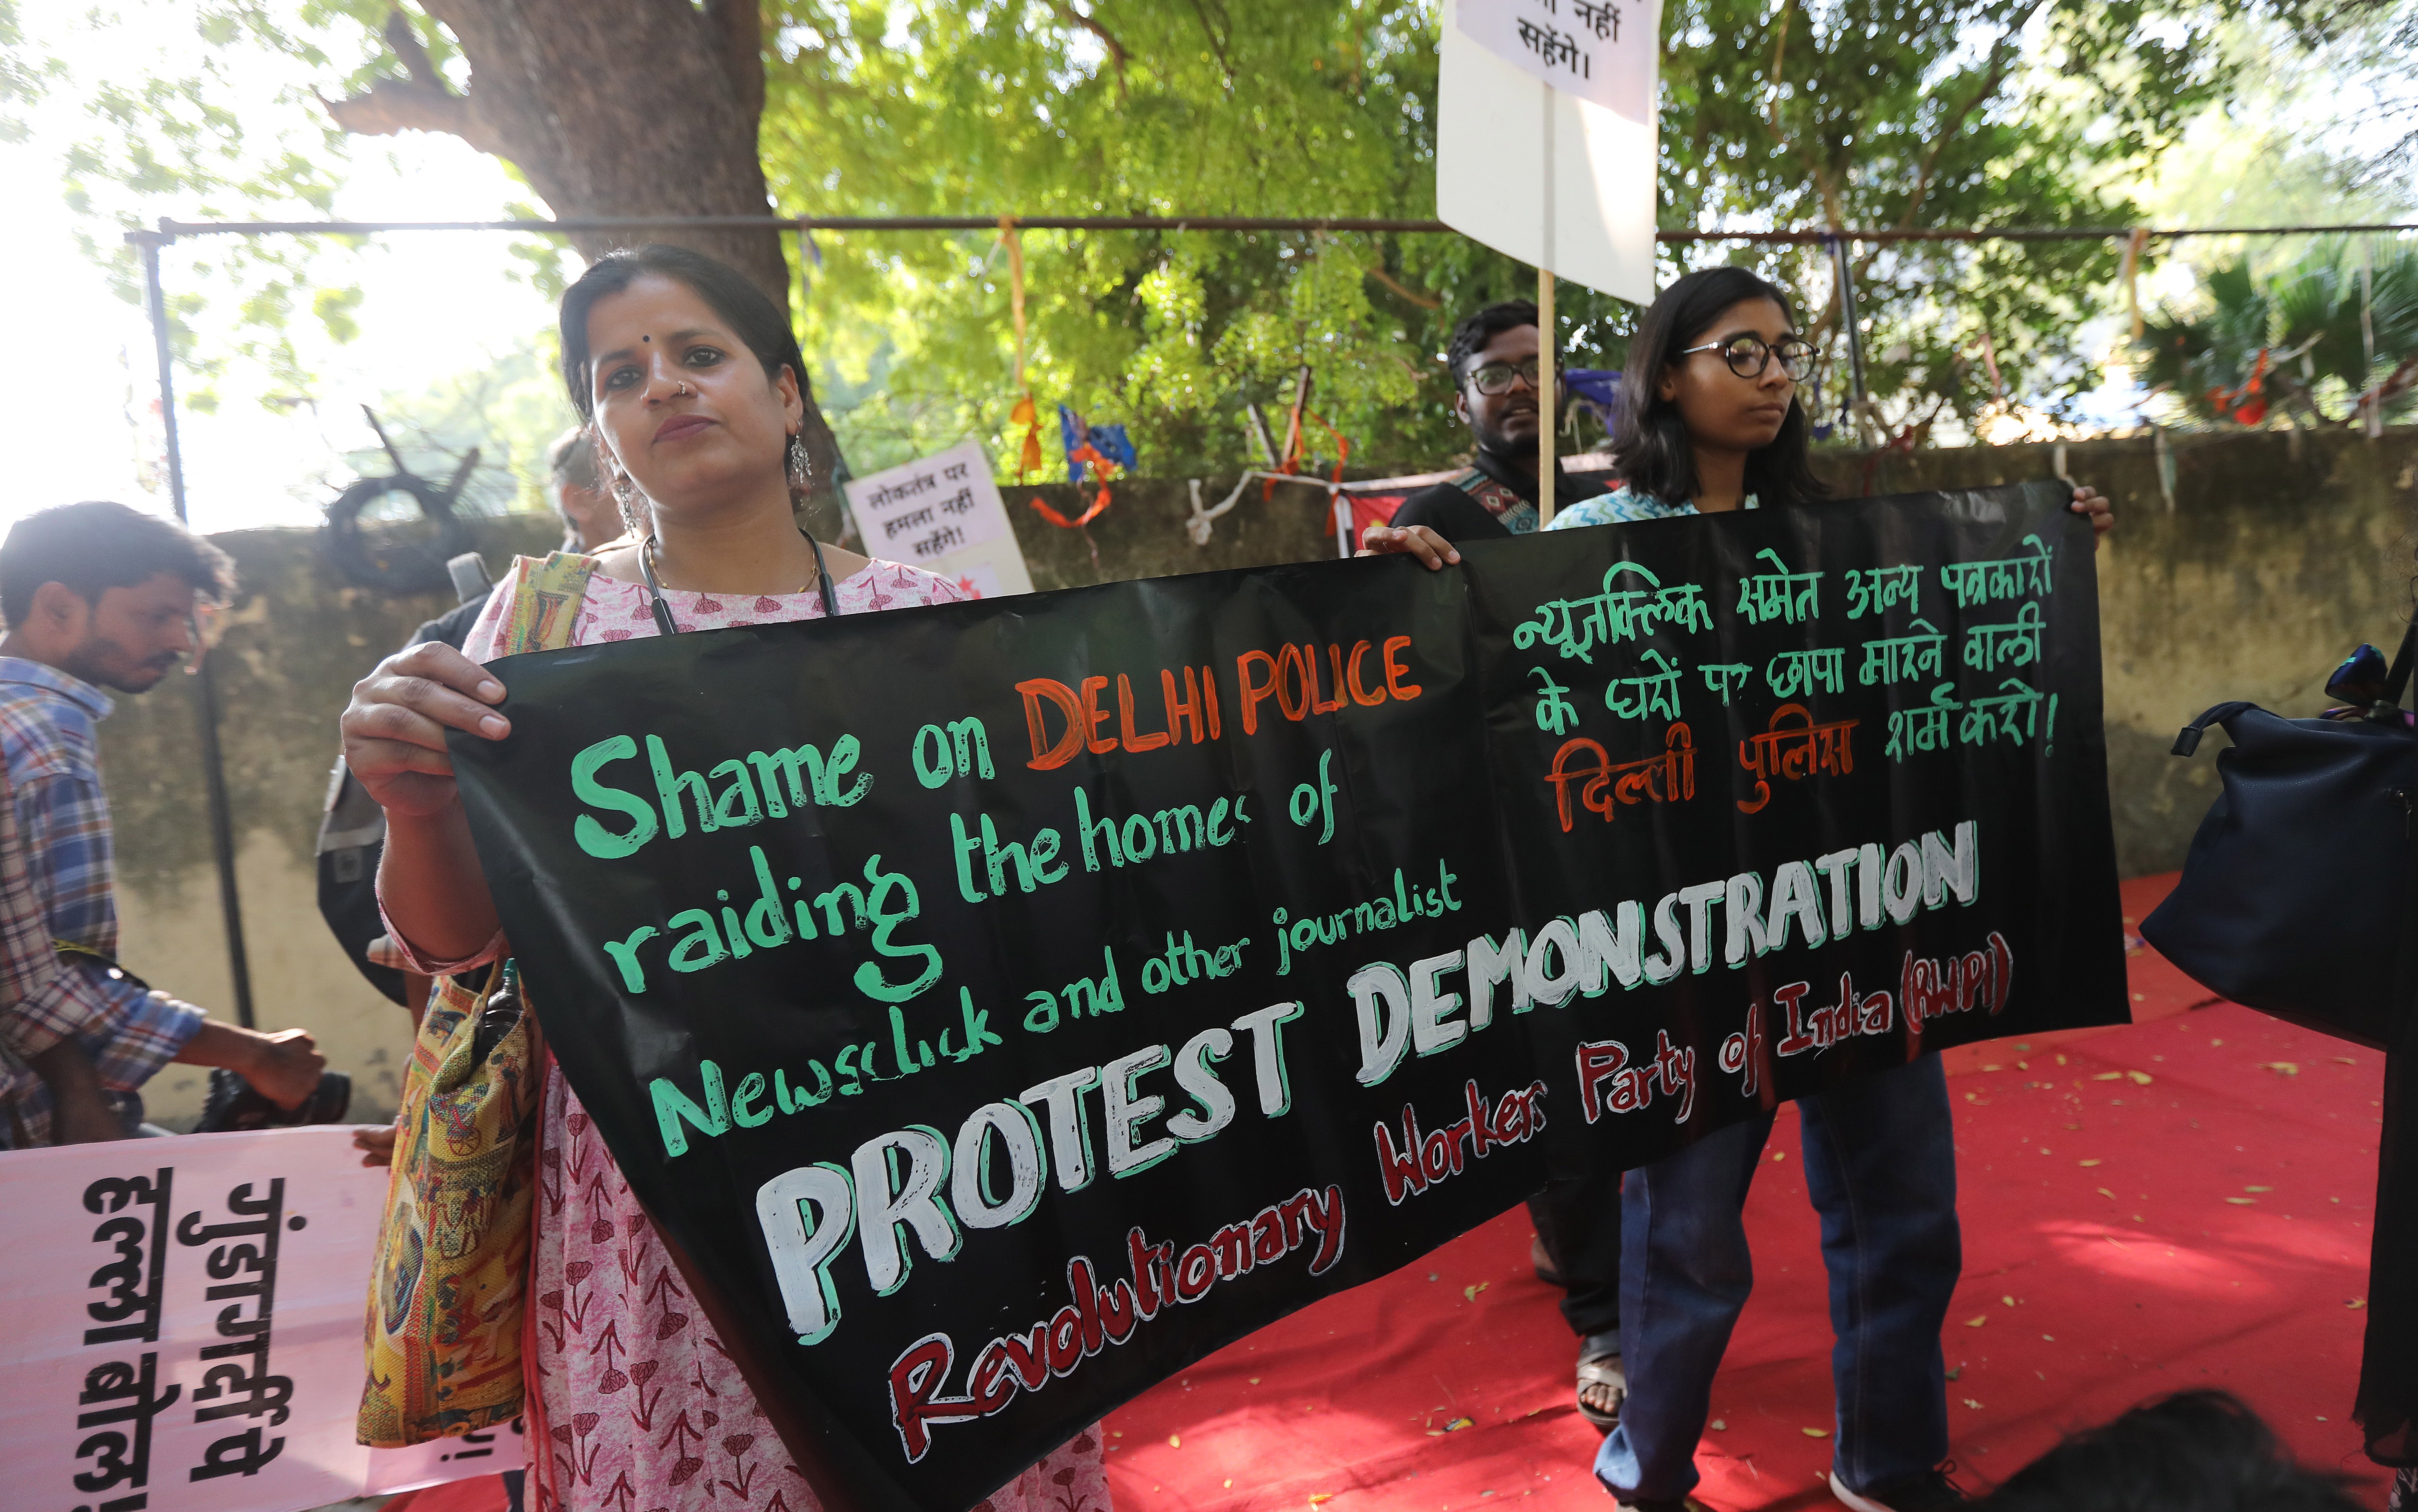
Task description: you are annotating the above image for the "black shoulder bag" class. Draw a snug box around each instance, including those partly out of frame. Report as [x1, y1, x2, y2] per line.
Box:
[2141, 613, 2418, 1048]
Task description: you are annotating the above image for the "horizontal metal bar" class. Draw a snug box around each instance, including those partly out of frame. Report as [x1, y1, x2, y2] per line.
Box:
[145, 215, 2418, 243]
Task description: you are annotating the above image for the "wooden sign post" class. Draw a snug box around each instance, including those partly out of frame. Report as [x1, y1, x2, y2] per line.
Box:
[1440, 0, 1664, 528]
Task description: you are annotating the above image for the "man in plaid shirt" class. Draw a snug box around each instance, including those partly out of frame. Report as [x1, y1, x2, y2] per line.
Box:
[0, 501, 326, 1146]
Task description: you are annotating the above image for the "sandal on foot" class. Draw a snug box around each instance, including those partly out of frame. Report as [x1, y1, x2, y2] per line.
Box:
[1576, 1347, 1627, 1431]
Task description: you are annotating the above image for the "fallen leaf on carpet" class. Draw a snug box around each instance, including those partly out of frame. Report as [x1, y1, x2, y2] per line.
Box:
[2336, 1057, 2359, 1066]
[1803, 1427, 1830, 1438]
[2093, 1072, 2123, 1081]
[2352, 1299, 2369, 1309]
[1464, 1282, 1488, 1301]
[1169, 1435, 1181, 1447]
[2042, 1334, 2056, 1342]
[1309, 1496, 1333, 1506]
[2227, 1197, 2256, 1204]
[2263, 1062, 2298, 1076]
[1445, 1416, 1474, 1432]
[1225, 1480, 1234, 1489]
[2245, 1185, 2273, 1193]
[1947, 1367, 1961, 1380]
[1250, 1378, 1261, 1385]
[2098, 1187, 2117, 1198]
[2079, 1158, 2102, 1167]
[1965, 1315, 1988, 1327]
[2002, 1295, 2017, 1306]
[1964, 1399, 1986, 1410]
[1772, 1151, 1787, 1161]
[1983, 1064, 2002, 1072]
[1429, 1273, 1438, 1281]
[1710, 1420, 1727, 1430]
[2127, 1071, 2155, 1084]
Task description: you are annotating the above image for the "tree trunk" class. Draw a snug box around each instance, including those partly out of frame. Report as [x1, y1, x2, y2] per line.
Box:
[327, 1, 850, 519]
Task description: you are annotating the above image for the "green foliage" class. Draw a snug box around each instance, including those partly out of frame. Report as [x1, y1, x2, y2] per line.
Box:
[34, 0, 2394, 472]
[2138, 238, 2418, 426]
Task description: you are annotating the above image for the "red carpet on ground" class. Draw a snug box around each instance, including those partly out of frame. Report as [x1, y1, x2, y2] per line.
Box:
[1102, 874, 2393, 1509]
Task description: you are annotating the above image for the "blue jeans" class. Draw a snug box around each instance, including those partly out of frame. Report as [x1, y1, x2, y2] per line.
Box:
[1593, 1055, 1960, 1501]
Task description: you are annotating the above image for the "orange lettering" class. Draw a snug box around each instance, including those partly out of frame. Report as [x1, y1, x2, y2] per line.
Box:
[1383, 636, 1422, 700]
[1017, 679, 1086, 771]
[1312, 643, 1347, 714]
[1081, 676, 1117, 755]
[1202, 664, 1222, 740]
[1118, 673, 1169, 752]
[1276, 644, 1312, 722]
[1162, 667, 1202, 745]
[1345, 640, 1386, 706]
[1237, 651, 1281, 735]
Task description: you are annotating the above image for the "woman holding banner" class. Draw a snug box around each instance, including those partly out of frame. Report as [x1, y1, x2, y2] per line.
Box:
[339, 246, 1111, 1512]
[1367, 267, 2109, 1512]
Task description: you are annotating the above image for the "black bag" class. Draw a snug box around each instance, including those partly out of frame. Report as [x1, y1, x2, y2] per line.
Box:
[2142, 618, 2418, 1049]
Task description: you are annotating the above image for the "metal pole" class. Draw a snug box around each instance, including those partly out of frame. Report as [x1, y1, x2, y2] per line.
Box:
[2364, 240, 2382, 441]
[133, 229, 256, 1029]
[148, 214, 2418, 243]
[1829, 235, 1871, 443]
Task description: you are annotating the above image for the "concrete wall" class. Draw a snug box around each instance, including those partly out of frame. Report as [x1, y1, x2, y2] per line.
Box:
[97, 431, 2416, 1127]
[1822, 428, 2418, 880]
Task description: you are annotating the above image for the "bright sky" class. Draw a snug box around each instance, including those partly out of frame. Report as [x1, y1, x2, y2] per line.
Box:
[10, 0, 567, 535]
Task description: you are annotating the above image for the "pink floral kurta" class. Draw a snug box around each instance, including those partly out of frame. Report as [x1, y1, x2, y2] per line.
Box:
[403, 558, 1112, 1512]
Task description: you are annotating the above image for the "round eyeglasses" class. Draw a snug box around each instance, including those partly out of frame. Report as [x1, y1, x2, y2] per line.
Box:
[1677, 334, 1815, 382]
[1464, 358, 1557, 397]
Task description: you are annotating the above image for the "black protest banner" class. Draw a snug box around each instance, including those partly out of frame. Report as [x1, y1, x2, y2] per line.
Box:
[449, 480, 2125, 1512]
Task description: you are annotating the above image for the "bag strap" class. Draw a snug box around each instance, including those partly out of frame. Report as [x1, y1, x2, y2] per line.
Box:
[2385, 609, 2418, 708]
[2170, 701, 2259, 758]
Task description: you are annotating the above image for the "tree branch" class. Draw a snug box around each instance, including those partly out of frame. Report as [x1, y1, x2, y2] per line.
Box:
[1049, 1, 1130, 98]
[1186, 0, 1239, 97]
[1365, 264, 1441, 309]
[322, 9, 490, 150]
[1893, 3, 2042, 230]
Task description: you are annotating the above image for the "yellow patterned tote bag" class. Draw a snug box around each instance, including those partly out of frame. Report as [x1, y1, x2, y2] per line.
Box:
[358, 551, 596, 1447]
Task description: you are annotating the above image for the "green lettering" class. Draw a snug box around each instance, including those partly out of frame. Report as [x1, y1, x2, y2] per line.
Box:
[572, 735, 659, 859]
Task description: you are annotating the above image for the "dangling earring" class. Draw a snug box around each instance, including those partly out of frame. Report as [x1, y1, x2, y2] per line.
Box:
[786, 430, 810, 502]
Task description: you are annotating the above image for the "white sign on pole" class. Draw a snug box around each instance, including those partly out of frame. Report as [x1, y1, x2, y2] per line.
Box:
[1456, 0, 1656, 123]
[1438, 0, 1664, 305]
[0, 1126, 520, 1512]
[842, 438, 1036, 598]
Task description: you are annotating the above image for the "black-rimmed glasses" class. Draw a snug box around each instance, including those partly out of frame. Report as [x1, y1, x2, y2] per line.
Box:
[1465, 358, 1558, 396]
[1678, 334, 1815, 382]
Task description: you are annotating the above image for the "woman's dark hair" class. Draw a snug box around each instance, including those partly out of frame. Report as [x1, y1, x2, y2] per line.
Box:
[1612, 265, 1828, 509]
[1973, 1391, 2362, 1512]
[557, 243, 807, 425]
[0, 501, 234, 630]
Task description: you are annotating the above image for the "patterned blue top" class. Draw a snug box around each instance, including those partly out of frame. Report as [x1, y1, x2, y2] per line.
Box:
[1545, 485, 1762, 530]
[0, 657, 203, 1144]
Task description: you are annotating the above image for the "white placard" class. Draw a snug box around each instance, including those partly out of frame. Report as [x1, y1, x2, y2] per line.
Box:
[1456, 0, 1656, 123]
[0, 1127, 521, 1512]
[1438, 0, 1663, 305]
[842, 438, 1035, 598]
